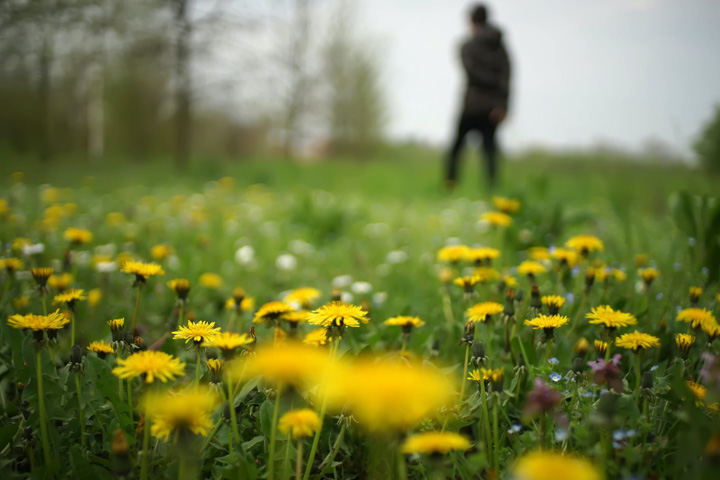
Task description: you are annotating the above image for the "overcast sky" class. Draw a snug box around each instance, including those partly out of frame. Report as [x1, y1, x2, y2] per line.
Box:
[357, 0, 720, 154]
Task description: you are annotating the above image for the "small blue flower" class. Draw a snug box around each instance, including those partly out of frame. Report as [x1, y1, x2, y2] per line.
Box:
[674, 262, 682, 271]
[688, 237, 696, 247]
[565, 292, 575, 304]
[550, 372, 562, 382]
[702, 267, 709, 276]
[554, 428, 568, 442]
[571, 266, 580, 277]
[548, 357, 559, 365]
[507, 424, 522, 434]
[625, 429, 637, 438]
[613, 429, 625, 441]
[650, 365, 659, 372]
[612, 441, 623, 449]
[582, 391, 595, 398]
[656, 293, 664, 300]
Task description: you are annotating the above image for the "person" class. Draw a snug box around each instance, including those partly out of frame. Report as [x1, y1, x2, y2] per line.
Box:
[445, 3, 511, 192]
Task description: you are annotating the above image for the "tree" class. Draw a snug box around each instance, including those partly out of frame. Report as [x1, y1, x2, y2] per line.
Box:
[694, 105, 720, 172]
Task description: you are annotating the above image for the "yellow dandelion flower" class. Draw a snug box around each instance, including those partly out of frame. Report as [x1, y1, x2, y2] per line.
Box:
[615, 331, 660, 351]
[437, 245, 470, 263]
[702, 321, 720, 342]
[551, 248, 579, 268]
[637, 267, 659, 285]
[686, 381, 720, 413]
[480, 211, 512, 227]
[454, 275, 480, 291]
[675, 334, 695, 357]
[205, 358, 224, 383]
[634, 253, 648, 267]
[586, 305, 637, 329]
[609, 268, 626, 282]
[106, 212, 125, 227]
[466, 302, 503, 323]
[574, 337, 590, 356]
[594, 339, 608, 357]
[512, 451, 603, 480]
[283, 287, 322, 309]
[384, 316, 426, 328]
[517, 261, 547, 277]
[63, 227, 93, 244]
[524, 314, 570, 331]
[31, 267, 53, 286]
[228, 342, 333, 389]
[468, 367, 504, 384]
[87, 340, 114, 355]
[1, 257, 23, 272]
[402, 431, 470, 455]
[7, 310, 69, 331]
[143, 388, 218, 441]
[121, 260, 165, 280]
[467, 246, 500, 264]
[150, 244, 173, 260]
[676, 308, 716, 330]
[52, 288, 86, 306]
[253, 301, 295, 324]
[13, 296, 30, 310]
[565, 235, 604, 255]
[11, 238, 31, 252]
[689, 286, 702, 303]
[474, 267, 500, 282]
[283, 310, 311, 324]
[307, 301, 369, 328]
[202, 331, 253, 352]
[303, 328, 329, 347]
[199, 273, 223, 289]
[107, 317, 124, 332]
[541, 295, 566, 314]
[88, 288, 102, 308]
[224, 296, 255, 312]
[324, 358, 454, 433]
[491, 196, 521, 214]
[47, 272, 73, 291]
[112, 350, 186, 383]
[172, 320, 221, 344]
[278, 409, 321, 439]
[528, 247, 551, 261]
[500, 273, 519, 289]
[167, 278, 191, 299]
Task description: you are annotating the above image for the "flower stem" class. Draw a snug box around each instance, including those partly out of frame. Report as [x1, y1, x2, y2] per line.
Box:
[295, 440, 304, 480]
[570, 292, 587, 334]
[195, 350, 201, 387]
[118, 376, 124, 402]
[35, 349, 52, 470]
[227, 378, 240, 441]
[140, 415, 151, 480]
[397, 445, 407, 480]
[302, 339, 340, 480]
[130, 284, 142, 334]
[634, 353, 642, 406]
[70, 310, 75, 346]
[74, 373, 86, 447]
[318, 421, 345, 472]
[268, 387, 282, 480]
[492, 400, 500, 469]
[282, 433, 292, 480]
[200, 417, 223, 455]
[480, 380, 492, 467]
[459, 344, 470, 403]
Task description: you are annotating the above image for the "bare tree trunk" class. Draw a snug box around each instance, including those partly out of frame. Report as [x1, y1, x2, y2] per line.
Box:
[283, 0, 310, 160]
[174, 0, 192, 171]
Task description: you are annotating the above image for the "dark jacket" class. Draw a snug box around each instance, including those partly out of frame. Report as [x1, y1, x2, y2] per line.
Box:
[460, 24, 511, 115]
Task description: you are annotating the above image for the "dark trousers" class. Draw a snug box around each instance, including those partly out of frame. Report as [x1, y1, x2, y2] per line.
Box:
[445, 112, 498, 188]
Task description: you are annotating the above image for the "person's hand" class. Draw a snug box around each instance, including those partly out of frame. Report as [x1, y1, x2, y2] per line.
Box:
[489, 108, 507, 124]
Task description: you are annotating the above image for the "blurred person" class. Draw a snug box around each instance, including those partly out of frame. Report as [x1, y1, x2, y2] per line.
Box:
[445, 3, 511, 192]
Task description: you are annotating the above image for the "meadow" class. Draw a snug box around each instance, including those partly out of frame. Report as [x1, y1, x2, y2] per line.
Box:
[0, 152, 719, 480]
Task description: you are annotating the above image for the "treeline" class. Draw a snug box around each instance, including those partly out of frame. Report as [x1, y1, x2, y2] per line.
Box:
[0, 0, 386, 167]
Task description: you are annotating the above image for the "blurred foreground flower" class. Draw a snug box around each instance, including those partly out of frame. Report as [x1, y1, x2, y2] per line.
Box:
[401, 431, 470, 455]
[278, 409, 321, 439]
[113, 350, 186, 383]
[143, 388, 218, 441]
[512, 450, 603, 480]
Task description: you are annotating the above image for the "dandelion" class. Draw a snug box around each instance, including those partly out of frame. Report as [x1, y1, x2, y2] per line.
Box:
[87, 340, 115, 359]
[52, 288, 86, 308]
[528, 247, 551, 261]
[574, 337, 590, 357]
[541, 295, 566, 315]
[307, 301, 369, 339]
[47, 272, 73, 292]
[142, 387, 217, 441]
[689, 286, 702, 305]
[107, 318, 125, 342]
[278, 409, 321, 439]
[7, 310, 69, 338]
[401, 431, 470, 455]
[31, 267, 54, 287]
[491, 196, 521, 213]
[112, 350, 186, 384]
[703, 321, 720, 343]
[437, 244, 470, 264]
[517, 261, 547, 280]
[63, 227, 93, 245]
[551, 248, 579, 268]
[173, 320, 221, 345]
[205, 358, 223, 384]
[384, 315, 425, 329]
[202, 331, 253, 357]
[637, 267, 659, 286]
[454, 275, 480, 293]
[167, 278, 191, 300]
[676, 307, 716, 330]
[88, 288, 102, 308]
[594, 339, 608, 358]
[524, 314, 570, 334]
[150, 244, 173, 260]
[615, 331, 660, 352]
[586, 305, 637, 330]
[253, 301, 295, 325]
[686, 381, 720, 413]
[512, 451, 603, 480]
[303, 328, 329, 347]
[199, 272, 222, 289]
[480, 211, 512, 227]
[121, 260, 165, 282]
[467, 246, 500, 265]
[565, 235, 604, 256]
[284, 287, 322, 309]
[466, 302, 503, 323]
[676, 333, 696, 359]
[1, 257, 23, 273]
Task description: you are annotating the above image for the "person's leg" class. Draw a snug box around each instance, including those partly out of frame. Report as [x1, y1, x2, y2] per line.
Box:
[478, 118, 499, 189]
[445, 115, 473, 190]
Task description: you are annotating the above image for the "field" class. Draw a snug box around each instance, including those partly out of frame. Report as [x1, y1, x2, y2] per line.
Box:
[1, 152, 719, 480]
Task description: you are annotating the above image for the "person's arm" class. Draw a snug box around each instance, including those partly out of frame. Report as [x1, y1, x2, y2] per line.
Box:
[497, 42, 511, 112]
[461, 42, 501, 88]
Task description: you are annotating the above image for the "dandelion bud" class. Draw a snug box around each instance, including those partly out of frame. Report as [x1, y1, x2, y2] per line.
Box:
[585, 268, 595, 291]
[572, 357, 585, 374]
[472, 340, 486, 360]
[675, 333, 695, 360]
[330, 287, 342, 301]
[233, 287, 246, 308]
[431, 339, 440, 357]
[574, 337, 590, 357]
[504, 289, 515, 317]
[206, 358, 224, 385]
[123, 329, 134, 346]
[530, 284, 542, 309]
[463, 321, 475, 343]
[641, 371, 653, 390]
[658, 319, 667, 332]
[689, 286, 702, 305]
[595, 390, 618, 422]
[514, 289, 523, 303]
[133, 336, 146, 351]
[70, 344, 83, 365]
[111, 429, 132, 477]
[439, 267, 453, 284]
[594, 339, 608, 358]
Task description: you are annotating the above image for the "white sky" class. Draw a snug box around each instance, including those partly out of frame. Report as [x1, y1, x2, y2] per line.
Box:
[357, 0, 720, 154]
